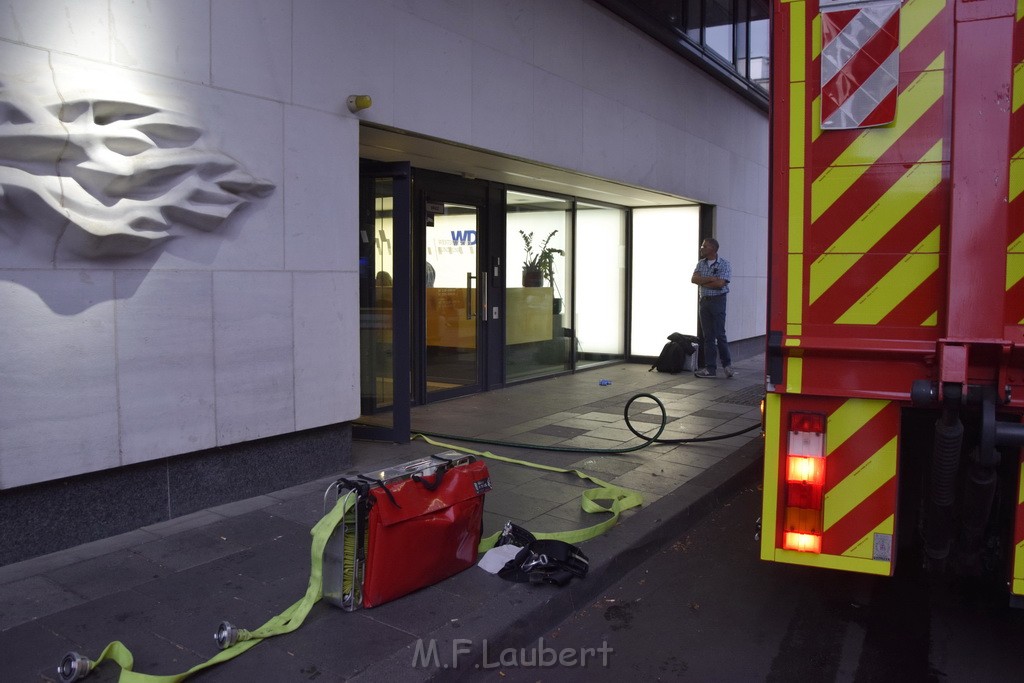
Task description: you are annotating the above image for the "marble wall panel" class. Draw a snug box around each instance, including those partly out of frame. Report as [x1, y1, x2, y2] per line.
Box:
[115, 270, 216, 465]
[0, 271, 119, 488]
[284, 108, 354, 272]
[472, 0, 533, 62]
[292, 0, 396, 122]
[582, 89, 625, 180]
[211, 0, 291, 101]
[213, 272, 295, 445]
[622, 110, 659, 188]
[532, 1, 584, 84]
[470, 45, 534, 157]
[393, 11, 473, 142]
[294, 272, 360, 431]
[393, 0, 474, 40]
[532, 69, 583, 171]
[0, 0, 108, 61]
[109, 0, 211, 84]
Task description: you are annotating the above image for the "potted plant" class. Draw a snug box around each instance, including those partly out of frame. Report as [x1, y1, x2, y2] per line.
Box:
[519, 229, 564, 288]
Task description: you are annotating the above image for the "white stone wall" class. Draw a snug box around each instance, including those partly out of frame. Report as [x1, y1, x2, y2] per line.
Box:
[0, 1, 359, 488]
[0, 0, 767, 489]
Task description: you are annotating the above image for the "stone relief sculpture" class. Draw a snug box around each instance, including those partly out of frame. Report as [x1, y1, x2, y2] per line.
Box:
[0, 79, 275, 261]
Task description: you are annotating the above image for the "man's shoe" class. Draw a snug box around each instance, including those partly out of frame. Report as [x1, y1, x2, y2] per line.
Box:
[724, 366, 735, 378]
[694, 368, 716, 378]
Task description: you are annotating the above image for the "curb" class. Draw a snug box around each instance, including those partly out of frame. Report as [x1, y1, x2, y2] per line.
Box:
[351, 437, 765, 680]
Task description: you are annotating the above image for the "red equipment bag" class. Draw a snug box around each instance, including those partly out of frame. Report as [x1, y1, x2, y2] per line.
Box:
[322, 453, 491, 610]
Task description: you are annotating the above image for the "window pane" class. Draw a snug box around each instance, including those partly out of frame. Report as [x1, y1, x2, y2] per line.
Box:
[705, 0, 734, 64]
[749, 0, 770, 91]
[576, 202, 626, 366]
[682, 0, 703, 43]
[736, 0, 749, 76]
[505, 191, 572, 381]
[630, 206, 700, 357]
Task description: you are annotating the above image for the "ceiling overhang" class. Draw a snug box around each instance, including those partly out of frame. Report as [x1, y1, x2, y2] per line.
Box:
[359, 123, 695, 208]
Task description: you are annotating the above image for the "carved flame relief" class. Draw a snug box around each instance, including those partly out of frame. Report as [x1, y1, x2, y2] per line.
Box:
[0, 80, 275, 259]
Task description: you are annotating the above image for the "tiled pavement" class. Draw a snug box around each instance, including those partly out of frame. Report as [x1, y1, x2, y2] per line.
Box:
[0, 355, 765, 682]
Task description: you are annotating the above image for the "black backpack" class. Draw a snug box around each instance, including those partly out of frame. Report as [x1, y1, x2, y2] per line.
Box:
[650, 333, 699, 374]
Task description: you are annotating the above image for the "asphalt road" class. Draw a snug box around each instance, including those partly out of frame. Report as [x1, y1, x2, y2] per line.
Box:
[467, 482, 1024, 682]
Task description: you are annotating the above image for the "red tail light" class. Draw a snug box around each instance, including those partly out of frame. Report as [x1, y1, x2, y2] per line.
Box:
[782, 411, 826, 553]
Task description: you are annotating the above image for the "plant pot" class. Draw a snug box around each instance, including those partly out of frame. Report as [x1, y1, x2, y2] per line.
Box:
[522, 267, 544, 287]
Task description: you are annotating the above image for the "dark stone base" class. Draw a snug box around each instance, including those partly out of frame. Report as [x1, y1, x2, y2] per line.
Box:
[0, 423, 352, 567]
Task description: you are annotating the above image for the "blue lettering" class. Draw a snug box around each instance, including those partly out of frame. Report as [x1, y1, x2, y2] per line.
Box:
[450, 230, 477, 246]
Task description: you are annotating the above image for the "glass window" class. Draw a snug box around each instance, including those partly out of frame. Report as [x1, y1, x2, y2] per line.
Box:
[361, 178, 395, 414]
[505, 191, 572, 381]
[630, 206, 701, 357]
[575, 202, 626, 367]
[749, 0, 770, 92]
[681, 0, 703, 43]
[705, 0, 735, 65]
[736, 0, 749, 77]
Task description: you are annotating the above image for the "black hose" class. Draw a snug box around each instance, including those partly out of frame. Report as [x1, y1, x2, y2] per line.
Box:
[413, 391, 762, 455]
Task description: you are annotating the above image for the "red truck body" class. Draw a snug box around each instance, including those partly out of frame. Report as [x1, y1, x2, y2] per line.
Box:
[761, 0, 1024, 595]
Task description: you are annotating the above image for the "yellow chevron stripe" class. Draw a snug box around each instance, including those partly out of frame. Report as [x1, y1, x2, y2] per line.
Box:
[809, 8, 821, 145]
[922, 311, 937, 326]
[810, 141, 944, 303]
[791, 85, 806, 169]
[824, 436, 898, 531]
[786, 356, 803, 394]
[1014, 62, 1023, 113]
[1016, 461, 1024, 593]
[773, 548, 893, 574]
[826, 398, 889, 454]
[791, 1, 806, 84]
[1010, 254, 1024, 291]
[812, 61, 944, 222]
[760, 394, 783, 561]
[789, 2, 806, 333]
[1011, 155, 1023, 203]
[842, 515, 894, 559]
[836, 226, 940, 324]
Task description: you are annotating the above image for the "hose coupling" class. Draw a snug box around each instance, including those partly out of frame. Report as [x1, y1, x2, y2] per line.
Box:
[57, 651, 92, 682]
[214, 621, 240, 650]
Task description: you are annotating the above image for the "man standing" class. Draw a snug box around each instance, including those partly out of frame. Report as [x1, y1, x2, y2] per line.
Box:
[691, 238, 734, 378]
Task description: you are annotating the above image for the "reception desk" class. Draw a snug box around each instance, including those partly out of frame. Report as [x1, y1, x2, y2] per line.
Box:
[425, 287, 554, 348]
[506, 287, 553, 345]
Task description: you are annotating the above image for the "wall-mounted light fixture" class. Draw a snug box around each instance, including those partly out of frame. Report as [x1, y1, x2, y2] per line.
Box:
[346, 95, 372, 113]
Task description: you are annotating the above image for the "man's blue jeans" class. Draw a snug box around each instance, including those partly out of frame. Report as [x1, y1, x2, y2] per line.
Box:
[698, 294, 731, 373]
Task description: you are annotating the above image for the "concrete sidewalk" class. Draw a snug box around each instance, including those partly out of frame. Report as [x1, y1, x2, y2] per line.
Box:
[0, 356, 765, 682]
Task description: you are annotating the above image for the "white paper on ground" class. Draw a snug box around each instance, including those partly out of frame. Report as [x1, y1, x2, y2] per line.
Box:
[477, 544, 522, 574]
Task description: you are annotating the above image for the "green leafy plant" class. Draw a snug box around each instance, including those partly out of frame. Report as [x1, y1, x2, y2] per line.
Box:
[519, 229, 564, 285]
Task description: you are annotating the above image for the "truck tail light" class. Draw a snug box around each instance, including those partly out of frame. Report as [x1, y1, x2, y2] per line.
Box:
[782, 412, 826, 553]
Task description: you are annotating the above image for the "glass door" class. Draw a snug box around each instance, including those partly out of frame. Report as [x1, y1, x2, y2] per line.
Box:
[416, 171, 489, 403]
[356, 161, 411, 442]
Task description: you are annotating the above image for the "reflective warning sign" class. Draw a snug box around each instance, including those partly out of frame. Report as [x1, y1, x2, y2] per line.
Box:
[821, 0, 901, 130]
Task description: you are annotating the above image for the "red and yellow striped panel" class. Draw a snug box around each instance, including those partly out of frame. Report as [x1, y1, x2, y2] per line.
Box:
[1012, 0, 1024, 598]
[1014, 451, 1024, 596]
[761, 393, 900, 575]
[776, 0, 952, 339]
[1008, 0, 1024, 330]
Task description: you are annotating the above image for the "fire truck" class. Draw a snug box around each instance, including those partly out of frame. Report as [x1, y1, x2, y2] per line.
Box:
[760, 0, 1024, 596]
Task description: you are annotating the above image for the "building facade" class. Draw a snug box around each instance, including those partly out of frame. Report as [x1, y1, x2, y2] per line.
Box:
[0, 0, 768, 565]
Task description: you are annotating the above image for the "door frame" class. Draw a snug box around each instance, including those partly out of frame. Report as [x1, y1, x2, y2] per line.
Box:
[355, 160, 412, 443]
[412, 169, 494, 404]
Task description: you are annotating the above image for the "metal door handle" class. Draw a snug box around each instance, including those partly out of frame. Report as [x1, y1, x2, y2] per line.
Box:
[466, 272, 476, 320]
